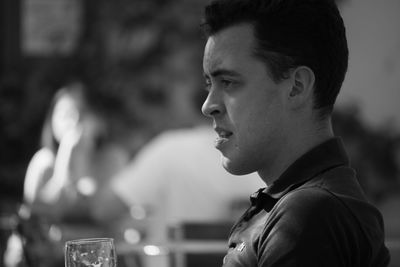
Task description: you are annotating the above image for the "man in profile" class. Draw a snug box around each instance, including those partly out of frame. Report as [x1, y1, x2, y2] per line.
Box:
[201, 0, 390, 265]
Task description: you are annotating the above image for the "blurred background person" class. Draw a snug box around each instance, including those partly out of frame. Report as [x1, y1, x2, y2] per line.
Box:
[24, 82, 92, 214]
[16, 81, 130, 267]
[22, 81, 128, 219]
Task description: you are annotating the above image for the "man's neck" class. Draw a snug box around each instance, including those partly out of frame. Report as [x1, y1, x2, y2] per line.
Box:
[258, 119, 334, 186]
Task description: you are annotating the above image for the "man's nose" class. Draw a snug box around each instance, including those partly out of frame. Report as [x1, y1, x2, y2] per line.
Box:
[201, 90, 224, 117]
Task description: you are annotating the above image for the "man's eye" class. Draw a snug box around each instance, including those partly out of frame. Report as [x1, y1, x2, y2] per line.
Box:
[221, 79, 233, 87]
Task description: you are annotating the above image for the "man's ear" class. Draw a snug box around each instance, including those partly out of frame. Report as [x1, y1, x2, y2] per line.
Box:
[287, 66, 315, 109]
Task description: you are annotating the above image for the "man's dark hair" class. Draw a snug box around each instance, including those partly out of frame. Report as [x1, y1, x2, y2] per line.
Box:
[201, 0, 349, 118]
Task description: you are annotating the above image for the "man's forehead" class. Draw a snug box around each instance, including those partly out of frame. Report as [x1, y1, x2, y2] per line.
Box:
[206, 24, 255, 53]
[203, 24, 256, 74]
[203, 41, 224, 74]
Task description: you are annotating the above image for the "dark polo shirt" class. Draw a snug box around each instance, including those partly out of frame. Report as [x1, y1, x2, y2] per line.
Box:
[223, 138, 390, 267]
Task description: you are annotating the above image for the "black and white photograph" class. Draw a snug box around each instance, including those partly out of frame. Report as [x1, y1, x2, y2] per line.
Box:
[0, 0, 399, 266]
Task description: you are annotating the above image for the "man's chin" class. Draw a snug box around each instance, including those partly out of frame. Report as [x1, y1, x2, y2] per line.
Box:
[221, 156, 253, 176]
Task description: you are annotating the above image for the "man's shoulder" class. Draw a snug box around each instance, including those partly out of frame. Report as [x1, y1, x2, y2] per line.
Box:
[275, 185, 341, 217]
[264, 186, 356, 240]
[269, 178, 381, 230]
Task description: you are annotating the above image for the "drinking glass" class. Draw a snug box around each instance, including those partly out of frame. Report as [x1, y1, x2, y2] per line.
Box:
[65, 238, 117, 267]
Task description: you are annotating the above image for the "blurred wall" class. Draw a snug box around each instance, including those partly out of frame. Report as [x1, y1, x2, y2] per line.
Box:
[337, 0, 400, 131]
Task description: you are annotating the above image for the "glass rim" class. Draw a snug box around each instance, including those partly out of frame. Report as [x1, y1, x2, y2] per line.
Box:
[65, 237, 114, 245]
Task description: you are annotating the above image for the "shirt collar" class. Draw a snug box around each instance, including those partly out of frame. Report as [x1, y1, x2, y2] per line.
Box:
[250, 137, 349, 210]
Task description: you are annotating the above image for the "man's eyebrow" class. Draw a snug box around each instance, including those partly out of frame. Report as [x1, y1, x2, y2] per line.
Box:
[203, 69, 242, 78]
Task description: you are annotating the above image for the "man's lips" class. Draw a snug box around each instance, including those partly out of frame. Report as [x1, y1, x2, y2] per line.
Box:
[215, 127, 233, 138]
[214, 127, 233, 146]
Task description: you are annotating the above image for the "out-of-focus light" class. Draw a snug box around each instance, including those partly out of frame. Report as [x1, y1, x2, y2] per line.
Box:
[143, 245, 162, 256]
[77, 176, 97, 196]
[18, 205, 31, 220]
[123, 228, 141, 244]
[4, 233, 23, 267]
[48, 225, 62, 242]
[130, 205, 146, 220]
